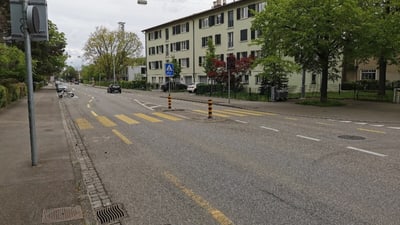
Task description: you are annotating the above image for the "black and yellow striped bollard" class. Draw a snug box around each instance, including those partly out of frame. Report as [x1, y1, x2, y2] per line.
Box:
[168, 94, 172, 109]
[208, 99, 213, 119]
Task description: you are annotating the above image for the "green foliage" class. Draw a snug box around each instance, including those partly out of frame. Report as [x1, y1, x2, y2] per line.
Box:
[61, 66, 79, 81]
[83, 26, 143, 81]
[118, 80, 147, 89]
[252, 0, 363, 102]
[0, 45, 26, 82]
[203, 38, 217, 76]
[296, 99, 346, 107]
[0, 85, 7, 108]
[171, 57, 181, 79]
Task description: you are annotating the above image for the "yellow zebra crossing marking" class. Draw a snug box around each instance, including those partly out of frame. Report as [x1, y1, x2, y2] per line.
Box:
[75, 118, 93, 130]
[96, 116, 117, 127]
[222, 109, 262, 116]
[115, 114, 140, 125]
[152, 112, 183, 121]
[134, 113, 163, 123]
[213, 110, 246, 117]
[112, 129, 133, 144]
[192, 110, 230, 118]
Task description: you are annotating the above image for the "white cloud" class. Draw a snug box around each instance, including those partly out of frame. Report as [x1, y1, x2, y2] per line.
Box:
[48, 0, 217, 68]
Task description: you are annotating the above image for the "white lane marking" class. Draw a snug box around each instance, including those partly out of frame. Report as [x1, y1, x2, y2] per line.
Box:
[370, 124, 384, 127]
[296, 135, 320, 142]
[388, 127, 400, 130]
[134, 99, 154, 111]
[340, 121, 352, 123]
[346, 146, 387, 157]
[355, 122, 367, 125]
[235, 120, 248, 124]
[260, 126, 279, 132]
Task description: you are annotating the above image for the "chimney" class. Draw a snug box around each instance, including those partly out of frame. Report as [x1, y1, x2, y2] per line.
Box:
[213, 0, 222, 8]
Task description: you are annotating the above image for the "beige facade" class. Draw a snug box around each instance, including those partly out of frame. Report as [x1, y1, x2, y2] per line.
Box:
[345, 60, 400, 83]
[142, 0, 340, 93]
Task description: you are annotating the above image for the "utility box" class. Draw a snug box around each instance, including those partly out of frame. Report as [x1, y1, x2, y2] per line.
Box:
[10, 0, 48, 41]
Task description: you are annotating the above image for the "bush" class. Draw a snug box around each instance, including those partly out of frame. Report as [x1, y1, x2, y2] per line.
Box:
[0, 85, 7, 108]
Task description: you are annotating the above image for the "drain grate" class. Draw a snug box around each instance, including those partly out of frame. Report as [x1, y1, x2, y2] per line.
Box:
[338, 135, 366, 140]
[96, 203, 127, 224]
[42, 206, 83, 223]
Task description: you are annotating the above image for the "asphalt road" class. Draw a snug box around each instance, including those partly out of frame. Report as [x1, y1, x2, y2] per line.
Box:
[61, 84, 400, 225]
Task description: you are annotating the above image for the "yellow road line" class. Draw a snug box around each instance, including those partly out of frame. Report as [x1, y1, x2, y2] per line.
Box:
[285, 117, 298, 121]
[115, 114, 140, 125]
[223, 109, 262, 116]
[97, 116, 117, 127]
[75, 118, 93, 130]
[213, 110, 246, 117]
[91, 111, 98, 117]
[357, 128, 386, 134]
[134, 113, 162, 123]
[112, 129, 132, 144]
[192, 110, 230, 118]
[152, 112, 182, 121]
[164, 172, 234, 225]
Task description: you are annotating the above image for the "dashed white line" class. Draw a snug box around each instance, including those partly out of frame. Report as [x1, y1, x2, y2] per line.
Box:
[260, 126, 279, 132]
[346, 146, 387, 157]
[235, 120, 248, 124]
[388, 127, 400, 130]
[339, 121, 352, 123]
[354, 122, 367, 125]
[296, 135, 320, 142]
[370, 124, 384, 127]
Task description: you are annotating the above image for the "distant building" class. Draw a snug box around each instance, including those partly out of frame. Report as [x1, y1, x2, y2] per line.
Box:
[142, 0, 341, 93]
[127, 66, 147, 81]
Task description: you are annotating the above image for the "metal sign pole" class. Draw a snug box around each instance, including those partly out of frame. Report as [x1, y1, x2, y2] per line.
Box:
[23, 0, 38, 166]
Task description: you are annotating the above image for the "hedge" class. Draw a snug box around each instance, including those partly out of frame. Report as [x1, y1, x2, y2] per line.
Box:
[0, 83, 27, 109]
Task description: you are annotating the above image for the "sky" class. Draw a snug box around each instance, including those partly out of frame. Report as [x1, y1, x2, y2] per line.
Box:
[48, 0, 229, 69]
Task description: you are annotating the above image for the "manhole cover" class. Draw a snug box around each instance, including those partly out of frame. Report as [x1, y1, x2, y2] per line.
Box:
[338, 135, 366, 140]
[42, 206, 83, 223]
[96, 203, 127, 224]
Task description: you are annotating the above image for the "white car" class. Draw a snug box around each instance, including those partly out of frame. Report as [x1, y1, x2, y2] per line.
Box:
[187, 82, 204, 93]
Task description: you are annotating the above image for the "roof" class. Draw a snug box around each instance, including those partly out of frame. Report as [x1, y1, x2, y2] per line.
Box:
[141, 0, 255, 32]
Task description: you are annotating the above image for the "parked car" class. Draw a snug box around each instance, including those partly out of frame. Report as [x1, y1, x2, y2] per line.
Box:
[187, 82, 204, 93]
[160, 81, 187, 92]
[107, 84, 121, 93]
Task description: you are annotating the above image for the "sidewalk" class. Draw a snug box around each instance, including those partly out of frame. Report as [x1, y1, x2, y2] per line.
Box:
[0, 87, 95, 225]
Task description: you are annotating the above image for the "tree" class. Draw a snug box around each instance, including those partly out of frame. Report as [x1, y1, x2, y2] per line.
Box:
[171, 57, 181, 80]
[358, 1, 400, 96]
[30, 20, 67, 78]
[83, 26, 143, 81]
[252, 0, 363, 102]
[203, 38, 217, 79]
[60, 66, 78, 82]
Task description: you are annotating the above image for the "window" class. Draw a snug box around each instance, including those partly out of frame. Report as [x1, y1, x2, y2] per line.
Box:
[256, 2, 266, 12]
[172, 25, 181, 35]
[166, 44, 169, 56]
[181, 40, 189, 51]
[311, 73, 317, 84]
[165, 28, 169, 40]
[216, 13, 224, 25]
[215, 34, 221, 45]
[179, 58, 190, 68]
[361, 70, 376, 80]
[237, 7, 248, 20]
[228, 32, 234, 48]
[251, 29, 262, 40]
[182, 22, 189, 33]
[228, 10, 234, 28]
[199, 56, 205, 66]
[202, 36, 212, 48]
[199, 17, 209, 29]
[240, 29, 248, 41]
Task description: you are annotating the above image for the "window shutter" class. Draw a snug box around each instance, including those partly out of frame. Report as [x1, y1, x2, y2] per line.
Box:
[237, 8, 241, 20]
[199, 19, 202, 29]
[221, 13, 224, 23]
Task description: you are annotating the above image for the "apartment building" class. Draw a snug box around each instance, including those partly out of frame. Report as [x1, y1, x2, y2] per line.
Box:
[142, 0, 340, 93]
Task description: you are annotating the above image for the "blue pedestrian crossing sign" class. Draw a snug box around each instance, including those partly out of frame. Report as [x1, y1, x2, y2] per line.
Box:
[165, 63, 174, 77]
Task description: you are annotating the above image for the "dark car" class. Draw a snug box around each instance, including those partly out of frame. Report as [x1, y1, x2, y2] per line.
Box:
[160, 81, 187, 92]
[107, 84, 121, 93]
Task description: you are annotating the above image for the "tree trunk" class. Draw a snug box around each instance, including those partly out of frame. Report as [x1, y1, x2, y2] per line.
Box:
[378, 56, 387, 96]
[320, 57, 329, 103]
